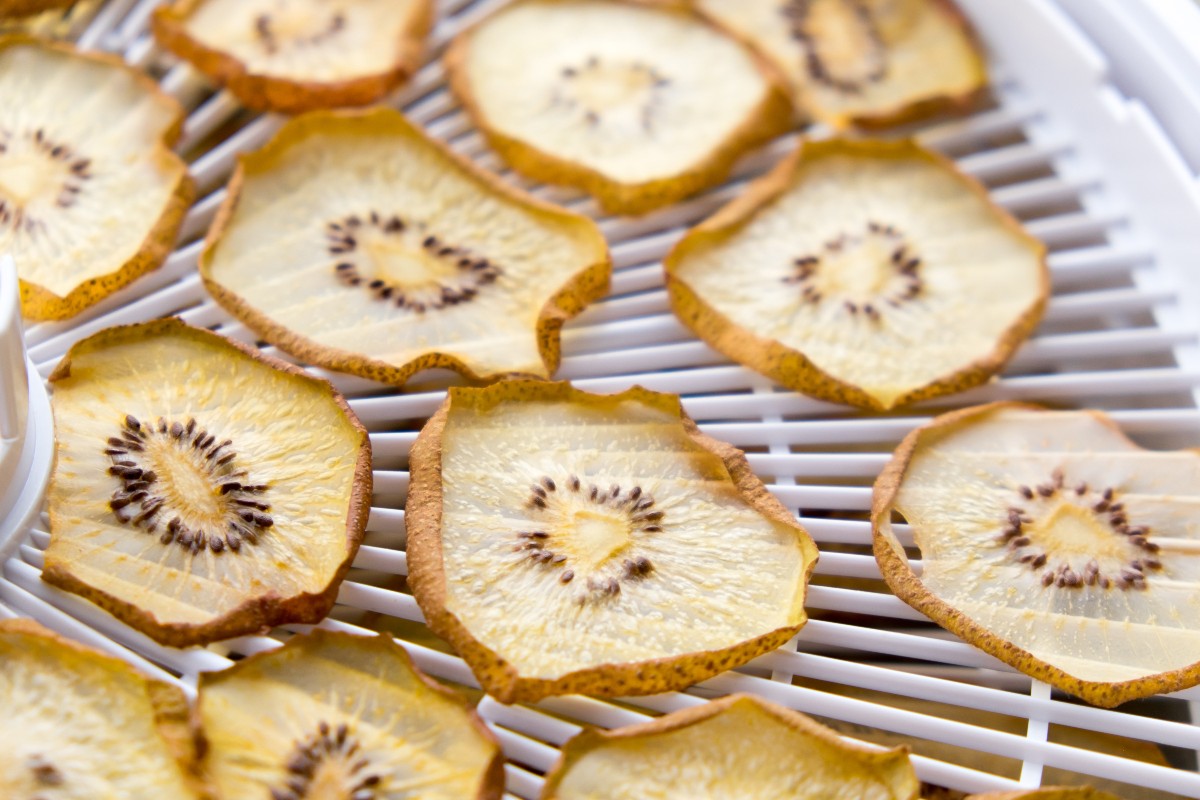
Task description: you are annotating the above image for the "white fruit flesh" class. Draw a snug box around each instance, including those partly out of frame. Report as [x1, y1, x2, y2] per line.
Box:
[204, 112, 604, 379]
[438, 393, 811, 680]
[201, 634, 497, 800]
[460, 0, 775, 184]
[0, 42, 184, 301]
[178, 0, 426, 83]
[882, 407, 1200, 683]
[698, 0, 982, 126]
[45, 325, 362, 630]
[672, 147, 1043, 408]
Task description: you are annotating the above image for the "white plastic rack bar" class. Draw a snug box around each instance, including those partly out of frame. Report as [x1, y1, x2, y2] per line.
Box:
[3, 0, 1200, 797]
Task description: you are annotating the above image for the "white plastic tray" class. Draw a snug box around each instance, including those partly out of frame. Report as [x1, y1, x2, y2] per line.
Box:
[3, 0, 1200, 797]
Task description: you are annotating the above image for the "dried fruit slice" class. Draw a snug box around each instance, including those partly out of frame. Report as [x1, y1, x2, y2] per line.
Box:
[447, 0, 793, 215]
[666, 138, 1047, 411]
[43, 319, 371, 647]
[198, 630, 503, 800]
[696, 0, 987, 130]
[0, 618, 208, 798]
[874, 403, 1200, 707]
[0, 0, 76, 18]
[970, 791, 1121, 800]
[202, 108, 610, 387]
[407, 381, 819, 703]
[0, 36, 193, 320]
[541, 693, 919, 799]
[152, 0, 433, 114]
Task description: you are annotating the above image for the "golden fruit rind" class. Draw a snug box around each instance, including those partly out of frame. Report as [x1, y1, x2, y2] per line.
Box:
[196, 629, 505, 800]
[201, 107, 611, 387]
[0, 0, 75, 18]
[0, 618, 212, 799]
[872, 401, 1200, 708]
[665, 137, 1049, 411]
[696, 0, 988, 131]
[4, 35, 195, 321]
[540, 692, 918, 798]
[43, 318, 372, 648]
[151, 0, 434, 114]
[406, 379, 819, 703]
[446, 0, 795, 216]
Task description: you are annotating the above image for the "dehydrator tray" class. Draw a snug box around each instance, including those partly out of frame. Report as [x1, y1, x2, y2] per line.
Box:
[3, 0, 1200, 796]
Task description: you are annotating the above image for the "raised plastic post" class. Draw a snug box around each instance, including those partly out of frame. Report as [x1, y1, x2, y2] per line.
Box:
[0, 256, 27, 442]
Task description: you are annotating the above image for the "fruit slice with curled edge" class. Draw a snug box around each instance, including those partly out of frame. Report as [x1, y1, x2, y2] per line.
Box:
[152, 0, 433, 114]
[406, 380, 819, 703]
[0, 0, 76, 19]
[0, 36, 193, 321]
[197, 629, 504, 800]
[446, 0, 794, 216]
[540, 693, 919, 799]
[42, 318, 372, 648]
[968, 790, 1122, 800]
[0, 618, 210, 799]
[201, 107, 610, 388]
[695, 0, 987, 130]
[665, 137, 1047, 411]
[873, 402, 1200, 708]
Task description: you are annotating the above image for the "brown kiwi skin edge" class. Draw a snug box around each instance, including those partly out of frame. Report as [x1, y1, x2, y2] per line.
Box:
[872, 401, 1200, 708]
[539, 692, 918, 799]
[406, 379, 819, 704]
[3, 35, 195, 322]
[0, 618, 215, 799]
[200, 107, 612, 388]
[42, 318, 373, 649]
[151, 0, 436, 115]
[446, 0, 797, 216]
[194, 629, 505, 800]
[664, 137, 1049, 411]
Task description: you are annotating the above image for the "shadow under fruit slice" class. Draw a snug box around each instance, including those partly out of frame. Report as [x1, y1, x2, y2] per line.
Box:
[43, 318, 371, 648]
[152, 0, 433, 114]
[665, 138, 1047, 411]
[696, 0, 987, 130]
[0, 36, 193, 321]
[541, 693, 919, 799]
[197, 629, 503, 800]
[406, 380, 819, 703]
[201, 107, 610, 388]
[0, 618, 209, 799]
[447, 0, 793, 216]
[874, 402, 1200, 708]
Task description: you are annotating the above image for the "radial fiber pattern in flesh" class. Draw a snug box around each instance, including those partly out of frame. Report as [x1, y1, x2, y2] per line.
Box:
[543, 694, 918, 799]
[876, 404, 1200, 704]
[200, 631, 501, 800]
[437, 391, 810, 679]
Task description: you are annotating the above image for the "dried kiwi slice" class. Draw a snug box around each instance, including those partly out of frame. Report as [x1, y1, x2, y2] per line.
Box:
[43, 319, 371, 647]
[0, 618, 209, 798]
[198, 630, 503, 800]
[447, 0, 793, 215]
[202, 107, 610, 387]
[874, 403, 1200, 707]
[0, 36, 193, 321]
[407, 381, 819, 703]
[153, 0, 433, 114]
[541, 693, 919, 799]
[0, 0, 75, 18]
[697, 0, 987, 129]
[666, 138, 1047, 411]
